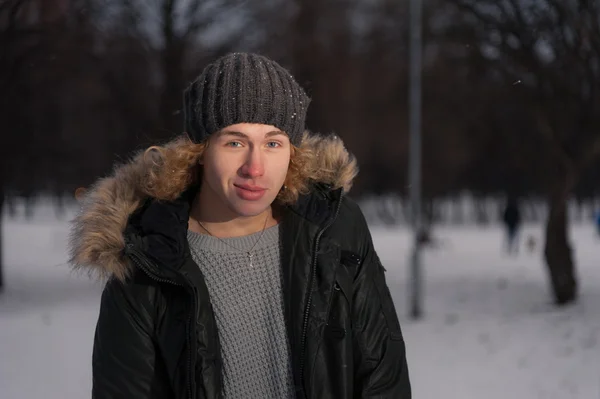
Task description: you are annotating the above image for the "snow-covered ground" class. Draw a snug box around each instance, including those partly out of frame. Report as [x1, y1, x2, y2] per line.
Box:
[1, 202, 599, 398]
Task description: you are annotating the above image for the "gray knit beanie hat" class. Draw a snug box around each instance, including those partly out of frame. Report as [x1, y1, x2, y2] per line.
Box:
[183, 52, 310, 146]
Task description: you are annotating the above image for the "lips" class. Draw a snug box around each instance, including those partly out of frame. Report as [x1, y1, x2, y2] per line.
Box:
[234, 184, 266, 192]
[234, 183, 267, 201]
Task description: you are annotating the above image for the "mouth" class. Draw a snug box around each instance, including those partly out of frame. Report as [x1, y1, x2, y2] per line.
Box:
[234, 184, 267, 192]
[233, 183, 268, 201]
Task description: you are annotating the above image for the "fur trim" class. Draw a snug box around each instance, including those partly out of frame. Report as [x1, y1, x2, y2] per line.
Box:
[68, 132, 358, 281]
[300, 132, 357, 193]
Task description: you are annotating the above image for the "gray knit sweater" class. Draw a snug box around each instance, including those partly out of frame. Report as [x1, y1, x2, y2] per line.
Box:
[187, 224, 295, 399]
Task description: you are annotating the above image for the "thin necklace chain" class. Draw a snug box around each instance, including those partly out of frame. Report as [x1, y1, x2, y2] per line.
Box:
[193, 213, 270, 267]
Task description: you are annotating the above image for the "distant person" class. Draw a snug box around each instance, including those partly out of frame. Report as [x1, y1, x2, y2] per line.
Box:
[68, 53, 411, 398]
[502, 198, 522, 255]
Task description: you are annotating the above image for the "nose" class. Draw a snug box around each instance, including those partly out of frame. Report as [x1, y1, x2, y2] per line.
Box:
[240, 148, 264, 178]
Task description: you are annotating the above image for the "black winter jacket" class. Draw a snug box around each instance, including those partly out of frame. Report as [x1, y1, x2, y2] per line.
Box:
[69, 134, 411, 399]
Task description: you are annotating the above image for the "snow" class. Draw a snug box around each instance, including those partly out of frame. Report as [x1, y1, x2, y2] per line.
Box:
[379, 225, 600, 399]
[1, 202, 599, 398]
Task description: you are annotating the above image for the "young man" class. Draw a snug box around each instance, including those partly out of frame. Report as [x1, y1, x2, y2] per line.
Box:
[69, 52, 411, 398]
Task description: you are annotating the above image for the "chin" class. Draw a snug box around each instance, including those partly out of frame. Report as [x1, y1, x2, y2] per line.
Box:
[228, 198, 274, 218]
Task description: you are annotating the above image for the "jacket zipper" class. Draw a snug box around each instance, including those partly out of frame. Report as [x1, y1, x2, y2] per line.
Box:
[298, 192, 344, 397]
[126, 243, 195, 399]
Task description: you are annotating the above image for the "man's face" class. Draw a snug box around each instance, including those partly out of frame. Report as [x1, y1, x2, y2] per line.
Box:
[200, 123, 291, 219]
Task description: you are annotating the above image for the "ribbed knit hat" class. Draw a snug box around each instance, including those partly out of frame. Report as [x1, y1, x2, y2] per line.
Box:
[183, 52, 310, 146]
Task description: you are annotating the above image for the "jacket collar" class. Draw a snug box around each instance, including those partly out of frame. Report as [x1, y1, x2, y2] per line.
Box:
[68, 132, 356, 281]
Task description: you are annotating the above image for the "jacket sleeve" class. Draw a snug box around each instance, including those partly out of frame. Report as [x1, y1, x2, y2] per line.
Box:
[92, 277, 165, 398]
[351, 210, 411, 398]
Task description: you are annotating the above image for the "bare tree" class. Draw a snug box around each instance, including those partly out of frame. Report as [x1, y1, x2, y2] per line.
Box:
[98, 0, 252, 138]
[442, 0, 600, 304]
[0, 0, 46, 291]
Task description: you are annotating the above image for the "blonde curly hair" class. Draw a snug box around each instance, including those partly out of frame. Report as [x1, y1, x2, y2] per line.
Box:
[138, 134, 319, 205]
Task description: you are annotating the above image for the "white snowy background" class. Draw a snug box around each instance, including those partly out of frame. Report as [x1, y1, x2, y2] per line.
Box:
[1, 198, 599, 398]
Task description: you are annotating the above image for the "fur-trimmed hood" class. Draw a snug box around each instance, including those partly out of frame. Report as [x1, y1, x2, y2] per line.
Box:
[68, 132, 358, 281]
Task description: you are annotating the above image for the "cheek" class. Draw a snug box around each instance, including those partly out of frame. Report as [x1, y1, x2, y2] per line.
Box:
[203, 155, 236, 188]
[274, 157, 291, 184]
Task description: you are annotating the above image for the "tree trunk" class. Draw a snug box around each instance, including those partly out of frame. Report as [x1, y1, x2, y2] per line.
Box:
[544, 171, 578, 305]
[54, 193, 65, 219]
[158, 1, 185, 139]
[376, 196, 402, 226]
[451, 196, 463, 224]
[0, 185, 4, 292]
[474, 196, 489, 225]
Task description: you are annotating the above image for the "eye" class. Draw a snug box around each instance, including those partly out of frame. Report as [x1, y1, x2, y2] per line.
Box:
[226, 141, 243, 148]
[266, 141, 282, 148]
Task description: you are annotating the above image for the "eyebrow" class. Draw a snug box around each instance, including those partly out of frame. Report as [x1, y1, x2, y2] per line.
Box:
[219, 130, 287, 139]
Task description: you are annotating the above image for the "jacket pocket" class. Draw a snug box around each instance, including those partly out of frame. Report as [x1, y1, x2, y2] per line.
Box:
[324, 251, 357, 335]
[336, 250, 359, 304]
[326, 280, 350, 335]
